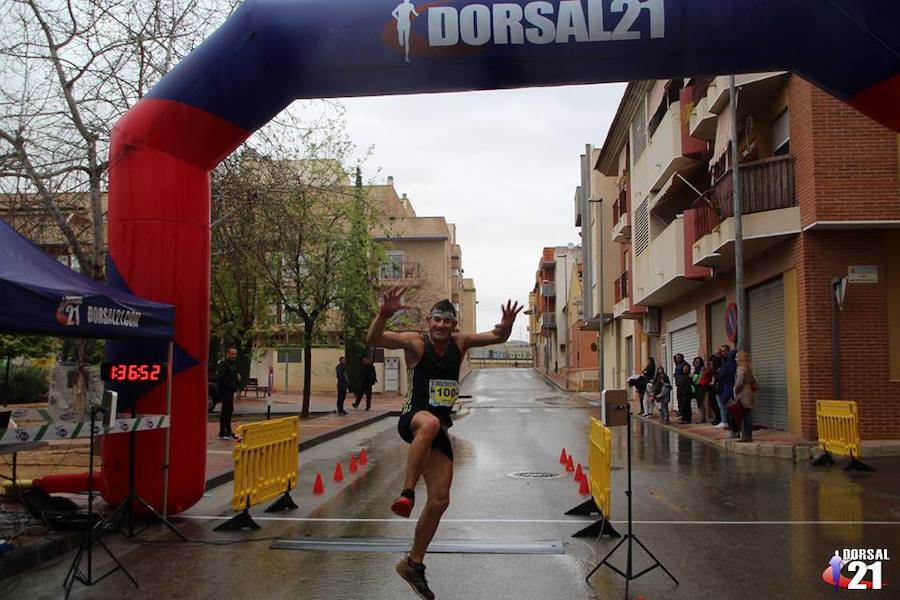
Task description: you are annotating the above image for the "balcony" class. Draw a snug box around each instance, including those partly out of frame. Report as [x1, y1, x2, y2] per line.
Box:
[708, 72, 789, 115]
[693, 155, 800, 269]
[611, 270, 648, 320]
[632, 214, 709, 306]
[688, 77, 717, 141]
[540, 282, 556, 297]
[639, 102, 700, 195]
[611, 187, 631, 243]
[540, 313, 557, 329]
[378, 261, 420, 283]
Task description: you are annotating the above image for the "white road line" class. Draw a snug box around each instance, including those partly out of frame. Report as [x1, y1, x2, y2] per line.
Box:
[588, 401, 600, 407]
[543, 408, 558, 413]
[175, 516, 900, 526]
[517, 408, 531, 414]
[488, 408, 502, 414]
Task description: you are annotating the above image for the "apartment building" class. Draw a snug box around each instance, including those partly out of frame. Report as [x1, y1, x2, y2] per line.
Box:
[589, 74, 899, 441]
[530, 245, 580, 375]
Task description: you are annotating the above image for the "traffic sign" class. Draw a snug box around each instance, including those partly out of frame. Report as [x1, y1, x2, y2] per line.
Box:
[725, 302, 738, 344]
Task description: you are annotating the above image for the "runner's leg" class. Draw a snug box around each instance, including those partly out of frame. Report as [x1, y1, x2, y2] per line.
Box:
[404, 411, 440, 490]
[409, 449, 452, 564]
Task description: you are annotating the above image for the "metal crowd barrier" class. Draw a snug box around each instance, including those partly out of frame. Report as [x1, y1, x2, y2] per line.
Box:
[215, 416, 300, 531]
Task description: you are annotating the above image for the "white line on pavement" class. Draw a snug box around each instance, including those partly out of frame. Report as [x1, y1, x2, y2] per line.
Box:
[517, 408, 531, 414]
[543, 408, 558, 413]
[174, 516, 900, 526]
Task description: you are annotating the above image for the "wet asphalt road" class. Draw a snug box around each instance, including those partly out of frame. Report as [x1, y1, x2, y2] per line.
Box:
[9, 368, 900, 600]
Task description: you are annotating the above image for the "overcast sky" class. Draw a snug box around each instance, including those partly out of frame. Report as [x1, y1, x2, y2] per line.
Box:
[336, 83, 626, 341]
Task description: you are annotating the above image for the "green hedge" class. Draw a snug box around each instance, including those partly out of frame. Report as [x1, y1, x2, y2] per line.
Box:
[1, 364, 50, 404]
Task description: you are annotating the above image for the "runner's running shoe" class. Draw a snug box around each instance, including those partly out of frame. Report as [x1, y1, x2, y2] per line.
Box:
[395, 557, 435, 600]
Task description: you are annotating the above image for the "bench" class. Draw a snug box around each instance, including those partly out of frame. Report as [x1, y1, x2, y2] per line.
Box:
[241, 377, 271, 398]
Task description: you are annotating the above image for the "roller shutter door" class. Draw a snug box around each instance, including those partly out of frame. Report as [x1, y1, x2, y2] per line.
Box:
[748, 278, 788, 430]
[670, 325, 699, 397]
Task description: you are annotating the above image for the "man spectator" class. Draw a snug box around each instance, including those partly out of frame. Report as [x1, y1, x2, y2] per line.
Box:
[352, 356, 378, 411]
[335, 356, 349, 415]
[215, 347, 241, 441]
[714, 345, 732, 429]
[672, 353, 690, 422]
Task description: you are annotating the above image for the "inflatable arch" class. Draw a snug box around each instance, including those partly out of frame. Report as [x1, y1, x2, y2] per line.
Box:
[85, 0, 899, 513]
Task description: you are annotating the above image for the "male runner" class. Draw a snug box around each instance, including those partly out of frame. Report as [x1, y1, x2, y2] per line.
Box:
[366, 286, 521, 599]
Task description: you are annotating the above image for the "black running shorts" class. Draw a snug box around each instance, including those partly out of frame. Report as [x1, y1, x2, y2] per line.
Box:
[397, 409, 454, 461]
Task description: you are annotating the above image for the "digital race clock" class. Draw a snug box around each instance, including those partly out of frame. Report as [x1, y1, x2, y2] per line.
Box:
[100, 362, 167, 383]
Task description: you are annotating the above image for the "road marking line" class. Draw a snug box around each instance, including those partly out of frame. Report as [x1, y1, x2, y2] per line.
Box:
[543, 408, 558, 413]
[175, 516, 900, 526]
[517, 408, 531, 414]
[588, 401, 600, 406]
[488, 408, 502, 414]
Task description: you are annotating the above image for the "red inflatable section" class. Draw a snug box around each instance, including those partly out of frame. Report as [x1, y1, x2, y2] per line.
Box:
[849, 74, 900, 134]
[100, 99, 248, 514]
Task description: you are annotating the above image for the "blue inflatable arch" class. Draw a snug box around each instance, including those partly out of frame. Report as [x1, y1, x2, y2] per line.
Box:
[77, 0, 899, 513]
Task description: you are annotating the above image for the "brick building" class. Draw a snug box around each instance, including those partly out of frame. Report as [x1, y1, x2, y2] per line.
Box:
[586, 74, 899, 442]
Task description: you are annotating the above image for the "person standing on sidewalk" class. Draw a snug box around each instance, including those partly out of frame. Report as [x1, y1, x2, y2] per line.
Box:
[672, 353, 690, 423]
[692, 357, 707, 423]
[352, 356, 378, 411]
[366, 285, 521, 600]
[653, 367, 672, 424]
[734, 350, 759, 442]
[714, 345, 732, 429]
[215, 347, 241, 441]
[335, 356, 349, 415]
[641, 357, 656, 416]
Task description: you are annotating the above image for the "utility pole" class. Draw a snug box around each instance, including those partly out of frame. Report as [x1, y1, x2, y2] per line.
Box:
[730, 75, 747, 352]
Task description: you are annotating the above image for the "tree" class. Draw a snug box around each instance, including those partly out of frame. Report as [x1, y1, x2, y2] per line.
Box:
[0, 0, 227, 278]
[340, 168, 384, 393]
[0, 333, 59, 392]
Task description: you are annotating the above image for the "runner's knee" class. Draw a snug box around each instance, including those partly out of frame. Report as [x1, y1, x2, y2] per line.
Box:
[413, 414, 441, 439]
[427, 494, 450, 514]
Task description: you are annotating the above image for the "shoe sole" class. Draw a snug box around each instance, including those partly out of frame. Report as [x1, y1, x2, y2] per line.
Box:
[395, 563, 434, 600]
[391, 498, 413, 518]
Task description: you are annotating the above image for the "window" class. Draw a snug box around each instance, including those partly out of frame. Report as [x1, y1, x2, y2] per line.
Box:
[772, 109, 790, 156]
[633, 200, 650, 256]
[630, 98, 648, 163]
[381, 251, 404, 279]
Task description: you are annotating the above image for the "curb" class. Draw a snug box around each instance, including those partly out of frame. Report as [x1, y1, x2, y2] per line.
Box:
[634, 414, 816, 462]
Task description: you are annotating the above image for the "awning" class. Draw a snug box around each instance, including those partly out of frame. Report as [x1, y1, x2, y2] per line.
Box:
[713, 104, 733, 164]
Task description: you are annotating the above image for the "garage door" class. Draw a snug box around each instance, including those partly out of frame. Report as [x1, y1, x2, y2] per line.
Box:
[670, 324, 699, 398]
[748, 277, 788, 430]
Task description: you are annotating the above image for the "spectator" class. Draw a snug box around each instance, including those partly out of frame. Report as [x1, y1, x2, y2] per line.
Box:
[335, 356, 349, 415]
[714, 345, 732, 429]
[352, 356, 378, 411]
[641, 357, 656, 416]
[734, 350, 759, 442]
[215, 347, 241, 441]
[692, 357, 707, 423]
[628, 374, 649, 416]
[703, 356, 720, 425]
[653, 367, 672, 424]
[672, 353, 689, 422]
[719, 350, 740, 437]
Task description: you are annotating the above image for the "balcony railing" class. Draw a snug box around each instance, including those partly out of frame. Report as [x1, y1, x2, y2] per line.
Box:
[612, 187, 628, 223]
[540, 282, 556, 297]
[694, 155, 796, 240]
[540, 313, 557, 329]
[614, 272, 629, 304]
[379, 261, 420, 280]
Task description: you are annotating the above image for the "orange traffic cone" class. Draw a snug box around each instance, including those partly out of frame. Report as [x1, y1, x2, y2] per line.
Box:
[313, 472, 325, 495]
[565, 454, 575, 472]
[579, 476, 590, 495]
[333, 461, 344, 482]
[559, 448, 568, 464]
[359, 448, 368, 465]
[349, 453, 359, 473]
[574, 463, 584, 482]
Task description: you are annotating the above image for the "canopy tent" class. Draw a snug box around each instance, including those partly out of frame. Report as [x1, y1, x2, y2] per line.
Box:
[0, 218, 173, 339]
[0, 217, 176, 515]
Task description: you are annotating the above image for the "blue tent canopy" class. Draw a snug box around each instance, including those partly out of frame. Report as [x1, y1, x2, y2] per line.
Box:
[0, 218, 174, 340]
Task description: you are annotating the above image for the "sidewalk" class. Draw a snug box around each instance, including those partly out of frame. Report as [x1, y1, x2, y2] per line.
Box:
[205, 391, 405, 488]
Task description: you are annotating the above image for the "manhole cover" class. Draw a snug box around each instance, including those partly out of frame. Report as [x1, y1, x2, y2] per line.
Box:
[506, 471, 563, 479]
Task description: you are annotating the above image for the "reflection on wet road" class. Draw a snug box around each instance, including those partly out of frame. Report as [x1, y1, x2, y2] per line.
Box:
[14, 368, 900, 599]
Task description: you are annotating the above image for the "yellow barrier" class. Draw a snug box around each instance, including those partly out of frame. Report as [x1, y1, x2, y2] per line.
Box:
[231, 416, 300, 512]
[816, 400, 861, 458]
[587, 417, 612, 519]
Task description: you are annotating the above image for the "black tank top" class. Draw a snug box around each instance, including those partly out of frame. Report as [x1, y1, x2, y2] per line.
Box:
[403, 334, 462, 425]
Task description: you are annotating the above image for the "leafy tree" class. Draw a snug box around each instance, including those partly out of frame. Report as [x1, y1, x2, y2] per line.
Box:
[0, 333, 59, 393]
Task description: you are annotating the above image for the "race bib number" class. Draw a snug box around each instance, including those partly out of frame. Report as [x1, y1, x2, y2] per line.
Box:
[428, 379, 459, 408]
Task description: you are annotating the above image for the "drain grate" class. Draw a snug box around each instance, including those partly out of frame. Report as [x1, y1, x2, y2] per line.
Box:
[506, 471, 563, 479]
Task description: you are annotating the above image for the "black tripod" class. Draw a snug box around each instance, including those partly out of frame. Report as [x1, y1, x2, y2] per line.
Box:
[109, 404, 185, 540]
[585, 403, 678, 596]
[63, 406, 138, 598]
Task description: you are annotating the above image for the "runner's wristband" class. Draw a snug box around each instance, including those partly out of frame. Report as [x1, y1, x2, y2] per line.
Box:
[379, 307, 393, 318]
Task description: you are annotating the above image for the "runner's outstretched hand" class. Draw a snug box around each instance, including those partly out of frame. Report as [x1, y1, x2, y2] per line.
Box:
[380, 286, 413, 318]
[493, 300, 523, 336]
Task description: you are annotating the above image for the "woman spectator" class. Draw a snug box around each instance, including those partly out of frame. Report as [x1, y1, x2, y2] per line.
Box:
[691, 357, 707, 423]
[676, 363, 693, 424]
[734, 350, 759, 442]
[653, 367, 672, 424]
[641, 357, 656, 417]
